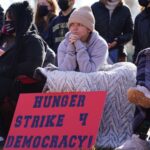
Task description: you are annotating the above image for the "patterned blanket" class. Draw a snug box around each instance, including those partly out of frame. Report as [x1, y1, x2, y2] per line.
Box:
[36, 62, 137, 148]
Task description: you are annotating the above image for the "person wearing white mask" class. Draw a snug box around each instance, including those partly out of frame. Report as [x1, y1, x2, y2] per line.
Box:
[91, 0, 133, 63]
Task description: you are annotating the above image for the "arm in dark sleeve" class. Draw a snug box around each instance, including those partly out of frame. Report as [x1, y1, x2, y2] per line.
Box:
[133, 17, 139, 47]
[46, 20, 54, 50]
[132, 17, 140, 61]
[117, 8, 133, 45]
[16, 35, 45, 77]
[0, 5, 4, 30]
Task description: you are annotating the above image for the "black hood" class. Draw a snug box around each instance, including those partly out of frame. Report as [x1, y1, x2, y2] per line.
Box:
[6, 1, 33, 36]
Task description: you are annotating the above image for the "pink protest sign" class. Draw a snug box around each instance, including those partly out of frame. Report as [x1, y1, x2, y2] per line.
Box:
[4, 91, 106, 150]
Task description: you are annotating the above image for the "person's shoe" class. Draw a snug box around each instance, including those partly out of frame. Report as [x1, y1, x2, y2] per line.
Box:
[127, 88, 150, 108]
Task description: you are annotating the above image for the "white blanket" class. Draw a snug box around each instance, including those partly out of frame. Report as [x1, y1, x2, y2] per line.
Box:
[38, 62, 136, 149]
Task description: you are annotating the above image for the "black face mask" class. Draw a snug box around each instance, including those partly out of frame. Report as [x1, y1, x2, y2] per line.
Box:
[138, 0, 150, 7]
[1, 21, 15, 35]
[58, 0, 70, 11]
[38, 5, 49, 17]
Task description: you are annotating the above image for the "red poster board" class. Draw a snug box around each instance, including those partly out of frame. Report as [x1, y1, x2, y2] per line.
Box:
[4, 91, 106, 150]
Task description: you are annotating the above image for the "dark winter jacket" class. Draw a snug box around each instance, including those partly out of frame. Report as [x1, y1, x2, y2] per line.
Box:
[133, 8, 150, 61]
[0, 30, 47, 79]
[91, 2, 133, 53]
[47, 9, 75, 53]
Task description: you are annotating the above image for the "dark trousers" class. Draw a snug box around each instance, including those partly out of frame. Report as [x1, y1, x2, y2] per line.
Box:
[0, 76, 13, 101]
[0, 76, 14, 138]
[0, 76, 45, 138]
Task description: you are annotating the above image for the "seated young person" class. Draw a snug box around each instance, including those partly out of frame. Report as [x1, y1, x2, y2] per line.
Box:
[0, 1, 46, 102]
[57, 6, 108, 73]
[0, 1, 48, 139]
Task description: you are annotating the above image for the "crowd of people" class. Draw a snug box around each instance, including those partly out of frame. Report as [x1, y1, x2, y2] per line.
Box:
[0, 0, 150, 149]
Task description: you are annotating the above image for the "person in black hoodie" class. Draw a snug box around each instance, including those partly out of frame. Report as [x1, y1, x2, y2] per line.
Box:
[0, 1, 56, 140]
[0, 1, 46, 102]
[133, 0, 150, 62]
[91, 0, 133, 63]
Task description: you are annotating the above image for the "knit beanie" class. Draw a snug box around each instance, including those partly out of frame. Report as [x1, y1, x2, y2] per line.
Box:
[68, 6, 95, 31]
